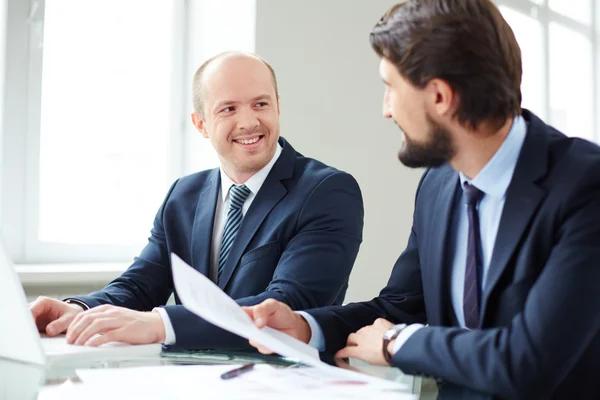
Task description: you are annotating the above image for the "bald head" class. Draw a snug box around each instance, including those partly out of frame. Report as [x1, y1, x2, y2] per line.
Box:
[192, 51, 279, 116]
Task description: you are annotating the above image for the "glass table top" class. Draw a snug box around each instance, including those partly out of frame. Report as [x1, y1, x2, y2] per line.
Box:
[1, 350, 436, 399]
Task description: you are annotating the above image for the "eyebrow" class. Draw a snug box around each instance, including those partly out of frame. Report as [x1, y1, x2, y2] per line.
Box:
[213, 94, 275, 113]
[213, 100, 237, 112]
[251, 94, 274, 103]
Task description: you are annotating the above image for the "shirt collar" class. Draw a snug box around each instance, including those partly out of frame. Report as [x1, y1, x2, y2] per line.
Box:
[219, 142, 283, 202]
[459, 115, 527, 198]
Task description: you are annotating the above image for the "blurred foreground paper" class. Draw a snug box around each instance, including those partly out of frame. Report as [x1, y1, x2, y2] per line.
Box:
[74, 364, 416, 399]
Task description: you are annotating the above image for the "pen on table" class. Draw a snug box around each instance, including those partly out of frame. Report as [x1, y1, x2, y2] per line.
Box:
[220, 363, 256, 380]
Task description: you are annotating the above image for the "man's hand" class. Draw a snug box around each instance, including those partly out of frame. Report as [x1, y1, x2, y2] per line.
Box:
[335, 318, 395, 366]
[29, 296, 85, 336]
[243, 299, 311, 354]
[65, 305, 166, 346]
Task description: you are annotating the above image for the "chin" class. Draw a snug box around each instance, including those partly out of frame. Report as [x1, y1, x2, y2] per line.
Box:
[237, 157, 270, 173]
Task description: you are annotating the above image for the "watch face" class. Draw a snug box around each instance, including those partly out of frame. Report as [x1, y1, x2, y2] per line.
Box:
[383, 329, 395, 341]
[384, 324, 406, 340]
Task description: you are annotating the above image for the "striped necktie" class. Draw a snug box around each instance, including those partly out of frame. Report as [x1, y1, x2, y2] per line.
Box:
[217, 184, 251, 283]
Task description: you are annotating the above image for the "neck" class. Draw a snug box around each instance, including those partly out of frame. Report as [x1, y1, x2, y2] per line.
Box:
[221, 168, 257, 185]
[450, 116, 514, 179]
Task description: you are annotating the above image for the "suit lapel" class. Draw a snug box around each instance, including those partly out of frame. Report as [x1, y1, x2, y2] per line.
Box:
[191, 169, 220, 277]
[428, 169, 460, 326]
[481, 111, 549, 318]
[217, 138, 295, 290]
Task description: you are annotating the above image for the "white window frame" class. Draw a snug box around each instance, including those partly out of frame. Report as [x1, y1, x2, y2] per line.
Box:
[496, 0, 599, 143]
[1, 0, 256, 265]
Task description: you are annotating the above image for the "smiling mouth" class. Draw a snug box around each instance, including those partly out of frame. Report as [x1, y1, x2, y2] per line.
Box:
[233, 136, 263, 145]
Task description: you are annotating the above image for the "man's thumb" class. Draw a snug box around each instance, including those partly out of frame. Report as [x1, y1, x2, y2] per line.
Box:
[46, 314, 73, 336]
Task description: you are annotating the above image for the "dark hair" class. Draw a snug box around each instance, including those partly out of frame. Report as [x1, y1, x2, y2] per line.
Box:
[192, 51, 279, 116]
[370, 0, 522, 130]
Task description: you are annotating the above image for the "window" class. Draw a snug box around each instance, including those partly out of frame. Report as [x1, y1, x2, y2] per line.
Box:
[1, 0, 256, 263]
[497, 0, 598, 142]
[38, 0, 177, 247]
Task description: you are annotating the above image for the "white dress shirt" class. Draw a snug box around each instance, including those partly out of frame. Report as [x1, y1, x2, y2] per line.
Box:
[156, 143, 283, 345]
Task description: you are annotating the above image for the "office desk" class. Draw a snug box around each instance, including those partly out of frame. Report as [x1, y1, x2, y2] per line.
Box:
[0, 351, 437, 399]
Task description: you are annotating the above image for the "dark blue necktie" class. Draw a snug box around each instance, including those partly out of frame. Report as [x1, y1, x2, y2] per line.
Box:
[217, 184, 251, 283]
[463, 182, 485, 329]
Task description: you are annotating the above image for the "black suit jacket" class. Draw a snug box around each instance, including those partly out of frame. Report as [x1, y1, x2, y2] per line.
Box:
[73, 137, 364, 349]
[308, 110, 600, 399]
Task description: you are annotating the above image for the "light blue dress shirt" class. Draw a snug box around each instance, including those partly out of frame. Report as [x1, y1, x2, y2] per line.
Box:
[301, 115, 528, 353]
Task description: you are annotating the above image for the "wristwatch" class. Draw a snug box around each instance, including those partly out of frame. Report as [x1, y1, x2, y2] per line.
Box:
[382, 324, 407, 365]
[64, 298, 89, 311]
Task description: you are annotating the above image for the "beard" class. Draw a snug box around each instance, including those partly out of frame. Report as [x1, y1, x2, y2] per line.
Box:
[397, 115, 455, 169]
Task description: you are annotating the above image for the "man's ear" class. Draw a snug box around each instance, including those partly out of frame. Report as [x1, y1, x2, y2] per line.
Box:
[191, 112, 209, 138]
[425, 78, 456, 118]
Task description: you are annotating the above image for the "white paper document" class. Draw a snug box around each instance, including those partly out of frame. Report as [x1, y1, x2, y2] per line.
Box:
[171, 253, 320, 364]
[170, 253, 408, 389]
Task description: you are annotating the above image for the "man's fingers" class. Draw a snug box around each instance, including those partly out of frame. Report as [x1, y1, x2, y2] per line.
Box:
[256, 346, 274, 355]
[242, 306, 254, 320]
[77, 304, 112, 316]
[29, 298, 58, 332]
[248, 339, 261, 349]
[67, 306, 115, 343]
[66, 312, 100, 344]
[249, 339, 274, 354]
[335, 345, 360, 360]
[29, 298, 47, 318]
[70, 305, 111, 325]
[74, 318, 121, 346]
[252, 299, 281, 327]
[46, 313, 74, 336]
[69, 310, 85, 329]
[346, 332, 358, 347]
[85, 329, 123, 347]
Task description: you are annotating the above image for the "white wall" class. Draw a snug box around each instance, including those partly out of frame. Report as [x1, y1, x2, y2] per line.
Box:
[0, 0, 6, 221]
[255, 0, 423, 302]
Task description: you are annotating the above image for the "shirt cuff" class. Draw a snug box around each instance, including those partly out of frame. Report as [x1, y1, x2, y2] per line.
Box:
[154, 307, 176, 345]
[392, 323, 425, 354]
[296, 311, 325, 352]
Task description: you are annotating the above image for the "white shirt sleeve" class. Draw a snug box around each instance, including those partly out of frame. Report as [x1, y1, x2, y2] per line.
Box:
[296, 311, 326, 352]
[153, 307, 176, 345]
[392, 323, 426, 354]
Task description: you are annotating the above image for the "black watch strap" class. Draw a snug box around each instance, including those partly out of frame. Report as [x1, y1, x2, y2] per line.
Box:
[64, 298, 90, 311]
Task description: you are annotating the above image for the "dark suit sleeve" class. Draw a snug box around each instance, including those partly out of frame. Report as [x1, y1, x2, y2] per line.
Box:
[303, 170, 431, 354]
[307, 227, 427, 354]
[163, 171, 365, 349]
[70, 180, 179, 311]
[392, 176, 600, 399]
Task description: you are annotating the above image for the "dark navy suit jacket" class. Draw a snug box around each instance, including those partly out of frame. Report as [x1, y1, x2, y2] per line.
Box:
[308, 111, 600, 399]
[74, 137, 364, 349]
